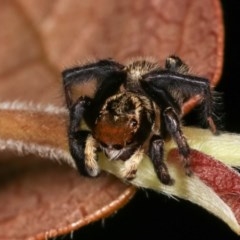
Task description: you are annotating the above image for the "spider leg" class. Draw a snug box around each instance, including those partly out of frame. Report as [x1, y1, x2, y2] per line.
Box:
[163, 107, 192, 176]
[85, 70, 127, 127]
[63, 60, 127, 177]
[140, 79, 182, 124]
[141, 70, 217, 133]
[121, 148, 144, 181]
[68, 96, 100, 177]
[149, 135, 174, 185]
[62, 59, 124, 108]
[165, 55, 189, 74]
[140, 76, 193, 180]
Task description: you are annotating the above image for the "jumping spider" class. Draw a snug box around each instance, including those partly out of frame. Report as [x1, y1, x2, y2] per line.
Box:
[62, 56, 217, 185]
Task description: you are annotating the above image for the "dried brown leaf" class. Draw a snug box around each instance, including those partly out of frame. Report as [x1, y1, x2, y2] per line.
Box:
[0, 0, 224, 239]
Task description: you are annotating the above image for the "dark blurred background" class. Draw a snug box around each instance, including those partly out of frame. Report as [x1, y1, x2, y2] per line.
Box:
[59, 1, 240, 239]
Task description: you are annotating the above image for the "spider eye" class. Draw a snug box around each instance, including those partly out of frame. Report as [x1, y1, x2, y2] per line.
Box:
[112, 144, 123, 150]
[129, 118, 138, 128]
[106, 100, 118, 113]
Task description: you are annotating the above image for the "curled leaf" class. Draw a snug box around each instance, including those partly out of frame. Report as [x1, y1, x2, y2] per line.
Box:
[0, 0, 224, 239]
[0, 103, 136, 239]
[100, 131, 240, 235]
[1, 104, 240, 237]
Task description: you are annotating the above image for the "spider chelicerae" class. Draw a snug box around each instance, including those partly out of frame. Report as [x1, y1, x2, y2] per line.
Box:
[62, 55, 217, 185]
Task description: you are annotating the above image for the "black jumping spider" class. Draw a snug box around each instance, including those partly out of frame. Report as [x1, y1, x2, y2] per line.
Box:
[62, 56, 217, 185]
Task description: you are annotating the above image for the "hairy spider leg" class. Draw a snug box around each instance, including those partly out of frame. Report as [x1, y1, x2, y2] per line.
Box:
[149, 135, 175, 185]
[62, 60, 125, 177]
[163, 107, 191, 175]
[84, 71, 127, 127]
[121, 148, 144, 181]
[139, 82, 190, 182]
[140, 70, 216, 182]
[165, 55, 190, 74]
[142, 70, 217, 133]
[68, 97, 97, 176]
[62, 59, 124, 108]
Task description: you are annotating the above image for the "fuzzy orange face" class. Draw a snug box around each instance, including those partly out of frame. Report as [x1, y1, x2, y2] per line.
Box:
[93, 113, 138, 150]
[91, 92, 155, 161]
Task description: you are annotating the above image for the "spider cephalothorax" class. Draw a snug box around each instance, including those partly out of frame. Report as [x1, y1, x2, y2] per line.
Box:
[93, 92, 155, 162]
[62, 56, 218, 185]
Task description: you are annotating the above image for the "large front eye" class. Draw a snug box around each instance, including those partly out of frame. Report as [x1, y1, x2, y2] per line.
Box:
[129, 118, 138, 128]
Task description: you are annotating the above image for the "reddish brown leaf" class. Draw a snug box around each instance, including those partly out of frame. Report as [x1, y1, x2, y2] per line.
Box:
[0, 156, 135, 239]
[0, 0, 224, 239]
[168, 149, 240, 231]
[0, 106, 136, 239]
[0, 0, 223, 104]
